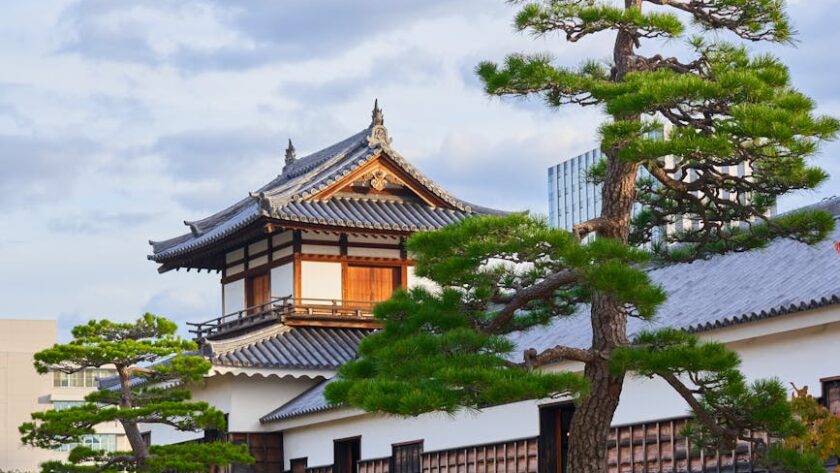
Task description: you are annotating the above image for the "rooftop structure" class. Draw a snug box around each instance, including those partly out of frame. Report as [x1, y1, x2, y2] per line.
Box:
[150, 101, 500, 338]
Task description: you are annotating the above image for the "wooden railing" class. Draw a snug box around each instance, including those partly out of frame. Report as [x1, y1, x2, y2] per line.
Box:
[188, 296, 380, 339]
[188, 298, 285, 340]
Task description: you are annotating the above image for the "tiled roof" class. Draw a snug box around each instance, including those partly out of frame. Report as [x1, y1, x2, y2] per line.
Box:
[508, 196, 840, 354]
[260, 378, 339, 423]
[262, 197, 840, 423]
[149, 123, 501, 265]
[276, 197, 473, 231]
[208, 325, 371, 370]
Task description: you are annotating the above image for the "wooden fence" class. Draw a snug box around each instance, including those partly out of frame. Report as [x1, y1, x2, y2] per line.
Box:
[311, 418, 767, 473]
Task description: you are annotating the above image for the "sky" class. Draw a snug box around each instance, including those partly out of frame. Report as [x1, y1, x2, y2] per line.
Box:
[1, 0, 839, 340]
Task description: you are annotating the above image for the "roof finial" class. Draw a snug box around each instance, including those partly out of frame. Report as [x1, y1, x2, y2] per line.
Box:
[371, 98, 384, 126]
[284, 138, 296, 166]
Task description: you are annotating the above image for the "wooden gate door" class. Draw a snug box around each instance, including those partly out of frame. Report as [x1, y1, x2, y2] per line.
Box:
[246, 273, 270, 312]
[345, 265, 400, 306]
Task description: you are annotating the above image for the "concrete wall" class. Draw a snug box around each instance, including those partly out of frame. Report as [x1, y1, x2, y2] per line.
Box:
[0, 320, 63, 471]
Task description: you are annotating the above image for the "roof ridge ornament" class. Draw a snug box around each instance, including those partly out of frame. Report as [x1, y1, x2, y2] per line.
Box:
[284, 139, 296, 167]
[367, 98, 392, 150]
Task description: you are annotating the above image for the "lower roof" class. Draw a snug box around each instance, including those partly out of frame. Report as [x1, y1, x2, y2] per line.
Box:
[208, 324, 372, 370]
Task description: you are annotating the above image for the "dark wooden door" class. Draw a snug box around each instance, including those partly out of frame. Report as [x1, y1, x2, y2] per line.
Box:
[246, 273, 270, 312]
[345, 265, 400, 305]
[334, 438, 361, 473]
[539, 403, 575, 473]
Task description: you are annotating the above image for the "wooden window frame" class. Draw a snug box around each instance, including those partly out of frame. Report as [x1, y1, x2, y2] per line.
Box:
[390, 440, 423, 473]
[334, 436, 362, 473]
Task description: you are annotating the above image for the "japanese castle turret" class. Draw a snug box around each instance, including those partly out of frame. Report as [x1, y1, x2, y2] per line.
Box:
[149, 101, 500, 340]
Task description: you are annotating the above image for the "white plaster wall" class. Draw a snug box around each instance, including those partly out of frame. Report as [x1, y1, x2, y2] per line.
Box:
[283, 400, 540, 468]
[406, 266, 438, 293]
[228, 375, 316, 433]
[273, 231, 294, 246]
[347, 247, 401, 258]
[612, 308, 840, 425]
[302, 244, 341, 256]
[143, 374, 234, 445]
[271, 263, 294, 298]
[301, 261, 342, 301]
[142, 373, 314, 442]
[303, 231, 340, 242]
[223, 279, 246, 314]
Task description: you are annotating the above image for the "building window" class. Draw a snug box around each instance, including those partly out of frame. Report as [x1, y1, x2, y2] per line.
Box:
[823, 378, 840, 417]
[56, 434, 117, 452]
[53, 400, 86, 410]
[539, 403, 575, 473]
[391, 441, 423, 473]
[53, 369, 117, 388]
[334, 437, 361, 473]
[291, 458, 308, 473]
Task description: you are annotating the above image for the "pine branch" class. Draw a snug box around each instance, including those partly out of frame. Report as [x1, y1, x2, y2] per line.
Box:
[524, 346, 596, 367]
[644, 0, 792, 42]
[659, 372, 739, 444]
[482, 270, 578, 334]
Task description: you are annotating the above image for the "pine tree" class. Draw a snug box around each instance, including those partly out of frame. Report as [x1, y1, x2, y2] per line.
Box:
[327, 1, 839, 472]
[19, 314, 253, 473]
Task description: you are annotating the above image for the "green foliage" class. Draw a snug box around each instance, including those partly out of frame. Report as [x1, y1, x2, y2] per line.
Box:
[19, 314, 252, 473]
[329, 214, 667, 415]
[479, 1, 837, 256]
[775, 386, 840, 472]
[407, 214, 664, 328]
[612, 328, 817, 468]
[145, 443, 254, 473]
[341, 1, 837, 472]
[326, 287, 590, 416]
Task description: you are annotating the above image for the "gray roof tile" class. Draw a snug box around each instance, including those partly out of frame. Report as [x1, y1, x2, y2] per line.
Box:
[210, 326, 371, 370]
[508, 197, 840, 354]
[260, 378, 339, 423]
[150, 125, 501, 264]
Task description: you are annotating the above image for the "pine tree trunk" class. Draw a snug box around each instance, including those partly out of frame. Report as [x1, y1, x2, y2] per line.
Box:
[566, 1, 641, 468]
[117, 366, 151, 470]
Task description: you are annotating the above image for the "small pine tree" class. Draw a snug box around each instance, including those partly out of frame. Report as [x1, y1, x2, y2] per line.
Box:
[328, 1, 839, 471]
[19, 314, 253, 473]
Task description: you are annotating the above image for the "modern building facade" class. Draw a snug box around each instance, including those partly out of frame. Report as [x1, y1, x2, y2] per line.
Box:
[0, 319, 128, 472]
[134, 105, 840, 473]
[548, 146, 768, 239]
[547, 148, 603, 232]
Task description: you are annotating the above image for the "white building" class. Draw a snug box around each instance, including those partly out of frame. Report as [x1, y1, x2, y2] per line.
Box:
[0, 320, 129, 472]
[144, 105, 840, 473]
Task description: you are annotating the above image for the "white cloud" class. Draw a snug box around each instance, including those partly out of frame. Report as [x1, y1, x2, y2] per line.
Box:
[0, 0, 838, 340]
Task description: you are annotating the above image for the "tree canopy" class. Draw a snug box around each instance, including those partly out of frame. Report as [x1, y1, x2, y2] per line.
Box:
[20, 314, 252, 473]
[328, 0, 838, 471]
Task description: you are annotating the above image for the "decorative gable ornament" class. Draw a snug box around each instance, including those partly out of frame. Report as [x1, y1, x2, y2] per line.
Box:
[370, 169, 389, 191]
[284, 139, 296, 166]
[367, 99, 392, 151]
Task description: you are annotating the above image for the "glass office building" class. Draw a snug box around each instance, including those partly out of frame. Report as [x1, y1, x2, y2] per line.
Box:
[548, 148, 604, 232]
[548, 144, 770, 239]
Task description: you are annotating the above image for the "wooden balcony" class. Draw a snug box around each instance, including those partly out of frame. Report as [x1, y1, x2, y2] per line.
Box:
[188, 296, 380, 340]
